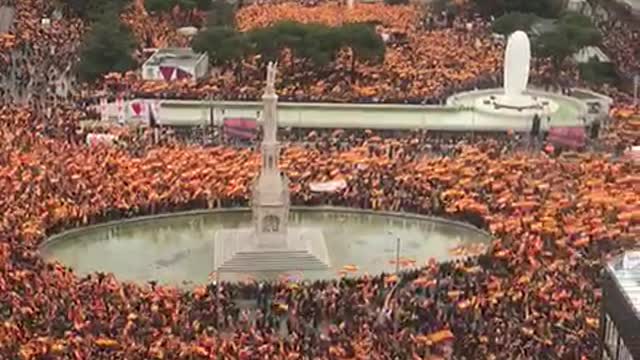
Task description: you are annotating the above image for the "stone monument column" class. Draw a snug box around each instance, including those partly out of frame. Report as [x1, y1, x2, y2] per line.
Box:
[253, 62, 290, 248]
[212, 62, 329, 274]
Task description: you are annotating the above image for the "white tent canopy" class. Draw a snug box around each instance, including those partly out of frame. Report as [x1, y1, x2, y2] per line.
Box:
[573, 46, 611, 64]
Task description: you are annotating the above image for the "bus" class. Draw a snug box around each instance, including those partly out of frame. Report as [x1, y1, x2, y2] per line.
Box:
[600, 250, 640, 360]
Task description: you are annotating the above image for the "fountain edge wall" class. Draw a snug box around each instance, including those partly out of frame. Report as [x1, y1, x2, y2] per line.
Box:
[40, 206, 493, 251]
[448, 88, 589, 117]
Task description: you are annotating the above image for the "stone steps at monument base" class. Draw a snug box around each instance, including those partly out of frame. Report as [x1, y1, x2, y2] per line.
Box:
[227, 250, 314, 257]
[217, 251, 329, 272]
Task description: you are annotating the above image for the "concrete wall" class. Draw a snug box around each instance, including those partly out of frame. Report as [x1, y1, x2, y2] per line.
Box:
[115, 86, 609, 131]
[158, 100, 471, 129]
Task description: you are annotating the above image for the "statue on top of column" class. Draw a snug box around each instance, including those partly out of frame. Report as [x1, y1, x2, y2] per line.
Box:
[265, 61, 278, 95]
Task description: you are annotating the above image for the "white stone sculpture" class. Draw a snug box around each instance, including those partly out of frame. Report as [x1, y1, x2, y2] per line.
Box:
[503, 31, 532, 106]
[265, 61, 277, 95]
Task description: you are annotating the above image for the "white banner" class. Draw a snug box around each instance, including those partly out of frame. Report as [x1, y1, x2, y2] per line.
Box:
[100, 98, 108, 121]
[116, 98, 125, 125]
[309, 179, 347, 193]
[86, 133, 117, 146]
[623, 251, 640, 270]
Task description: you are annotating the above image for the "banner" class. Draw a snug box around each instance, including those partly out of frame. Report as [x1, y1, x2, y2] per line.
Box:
[223, 117, 257, 140]
[86, 133, 117, 146]
[309, 179, 347, 193]
[130, 101, 147, 118]
[100, 98, 108, 121]
[116, 97, 125, 125]
[624, 146, 640, 163]
[623, 251, 640, 270]
[547, 127, 586, 149]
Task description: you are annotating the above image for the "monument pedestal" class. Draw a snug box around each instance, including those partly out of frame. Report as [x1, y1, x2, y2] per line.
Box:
[213, 227, 330, 272]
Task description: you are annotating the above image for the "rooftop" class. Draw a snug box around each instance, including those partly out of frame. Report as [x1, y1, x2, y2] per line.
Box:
[573, 46, 611, 63]
[607, 250, 640, 319]
[144, 48, 206, 67]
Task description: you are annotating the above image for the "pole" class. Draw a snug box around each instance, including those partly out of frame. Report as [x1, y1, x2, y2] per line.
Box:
[395, 236, 400, 273]
[634, 74, 639, 107]
[471, 108, 476, 142]
[215, 270, 221, 327]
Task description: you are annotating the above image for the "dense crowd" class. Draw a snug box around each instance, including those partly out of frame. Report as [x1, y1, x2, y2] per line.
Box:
[1, 99, 639, 358]
[101, 2, 508, 104]
[0, 0, 639, 359]
[599, 16, 640, 80]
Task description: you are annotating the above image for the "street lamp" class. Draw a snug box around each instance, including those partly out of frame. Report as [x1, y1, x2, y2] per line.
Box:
[387, 230, 401, 273]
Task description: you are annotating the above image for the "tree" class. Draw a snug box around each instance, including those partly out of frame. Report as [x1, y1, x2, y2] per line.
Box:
[534, 30, 573, 71]
[384, 0, 409, 5]
[557, 12, 602, 46]
[533, 12, 601, 72]
[144, 0, 212, 13]
[193, 20, 383, 79]
[491, 12, 538, 36]
[75, 14, 136, 82]
[60, 0, 131, 21]
[297, 25, 343, 67]
[338, 23, 385, 77]
[206, 0, 236, 27]
[192, 26, 249, 66]
[246, 22, 343, 68]
[430, 0, 460, 16]
[246, 26, 283, 63]
[472, 0, 563, 18]
[144, 0, 175, 12]
[579, 58, 618, 85]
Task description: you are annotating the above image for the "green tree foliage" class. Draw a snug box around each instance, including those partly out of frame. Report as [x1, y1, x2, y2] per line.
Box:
[246, 22, 345, 66]
[579, 58, 618, 85]
[338, 23, 386, 73]
[384, 0, 409, 5]
[534, 30, 572, 69]
[557, 12, 601, 46]
[193, 20, 385, 73]
[144, 0, 212, 13]
[472, 0, 564, 18]
[192, 26, 249, 66]
[430, 0, 460, 15]
[491, 12, 538, 35]
[297, 25, 344, 67]
[205, 0, 236, 27]
[75, 14, 136, 82]
[534, 12, 601, 71]
[60, 0, 131, 21]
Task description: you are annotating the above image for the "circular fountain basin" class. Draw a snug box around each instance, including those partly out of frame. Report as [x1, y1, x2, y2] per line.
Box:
[41, 207, 491, 286]
[474, 94, 560, 117]
[448, 88, 587, 130]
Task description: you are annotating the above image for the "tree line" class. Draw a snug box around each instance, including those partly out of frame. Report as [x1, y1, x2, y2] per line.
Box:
[75, 0, 384, 82]
[192, 21, 385, 76]
[73, 0, 609, 85]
